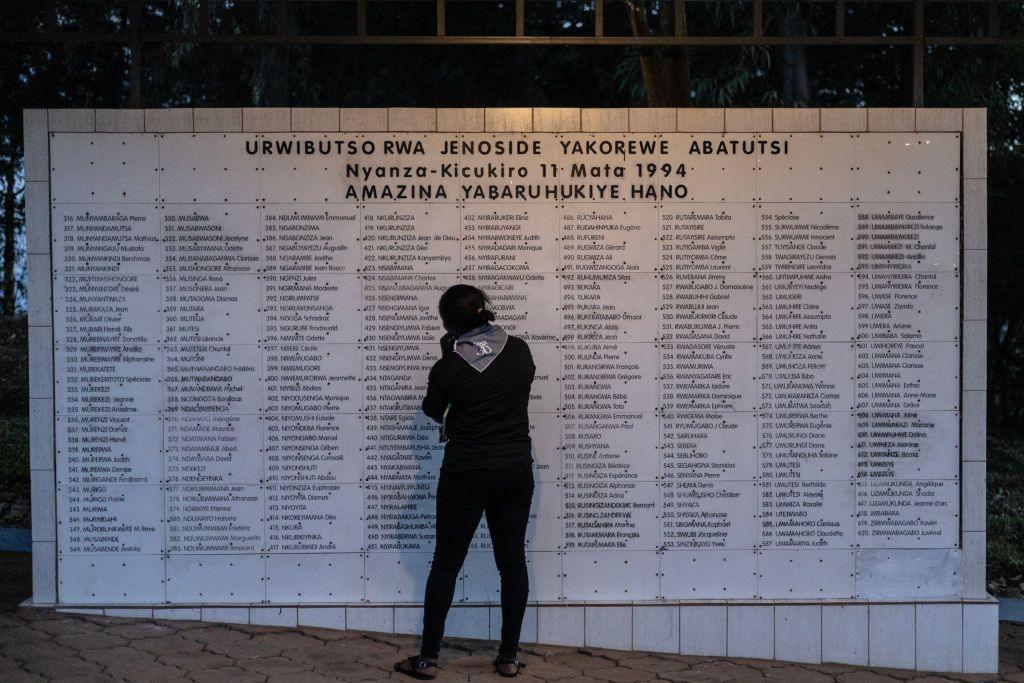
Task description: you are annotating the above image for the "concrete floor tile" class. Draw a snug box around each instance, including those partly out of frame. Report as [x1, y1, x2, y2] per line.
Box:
[234, 654, 313, 675]
[185, 665, 266, 682]
[158, 650, 235, 670]
[137, 635, 206, 656]
[0, 607, 1020, 682]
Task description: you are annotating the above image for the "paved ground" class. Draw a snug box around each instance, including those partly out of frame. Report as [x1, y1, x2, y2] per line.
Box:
[3, 554, 1024, 682]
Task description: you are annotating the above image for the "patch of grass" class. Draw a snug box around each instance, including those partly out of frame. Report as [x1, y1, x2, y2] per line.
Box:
[987, 431, 1024, 596]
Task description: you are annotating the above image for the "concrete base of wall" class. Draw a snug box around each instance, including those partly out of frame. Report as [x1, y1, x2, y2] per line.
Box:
[29, 599, 998, 674]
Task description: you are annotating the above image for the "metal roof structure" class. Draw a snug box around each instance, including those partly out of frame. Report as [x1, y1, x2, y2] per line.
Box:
[2, 0, 1023, 107]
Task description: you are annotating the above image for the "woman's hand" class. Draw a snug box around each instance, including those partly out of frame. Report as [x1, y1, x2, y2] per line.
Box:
[440, 332, 456, 357]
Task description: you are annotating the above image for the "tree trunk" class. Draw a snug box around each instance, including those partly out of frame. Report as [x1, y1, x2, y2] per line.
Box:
[659, 1, 692, 106]
[626, 1, 664, 106]
[627, 0, 693, 107]
[774, 8, 811, 105]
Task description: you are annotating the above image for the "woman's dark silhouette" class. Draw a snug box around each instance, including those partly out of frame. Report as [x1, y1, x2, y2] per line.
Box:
[394, 284, 536, 679]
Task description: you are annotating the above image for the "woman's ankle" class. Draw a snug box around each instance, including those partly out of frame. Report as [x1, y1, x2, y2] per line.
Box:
[497, 645, 519, 660]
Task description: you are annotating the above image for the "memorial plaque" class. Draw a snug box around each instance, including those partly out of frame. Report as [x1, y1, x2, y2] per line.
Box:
[262, 206, 361, 274]
[164, 414, 263, 485]
[660, 341, 757, 412]
[165, 554, 266, 603]
[259, 134, 360, 204]
[165, 484, 264, 554]
[50, 134, 158, 203]
[262, 274, 361, 344]
[57, 414, 163, 487]
[266, 553, 366, 602]
[853, 134, 960, 203]
[58, 484, 163, 554]
[58, 554, 165, 604]
[462, 204, 560, 274]
[562, 550, 660, 600]
[163, 273, 261, 344]
[263, 342, 362, 413]
[163, 343, 262, 415]
[265, 482, 363, 553]
[757, 548, 856, 598]
[659, 204, 757, 272]
[55, 344, 163, 415]
[759, 479, 855, 549]
[855, 478, 959, 548]
[54, 205, 162, 276]
[661, 480, 758, 550]
[158, 133, 259, 203]
[264, 412, 363, 483]
[755, 134, 856, 203]
[659, 134, 756, 202]
[660, 549, 757, 599]
[163, 205, 261, 278]
[50, 131, 962, 605]
[659, 411, 757, 482]
[53, 274, 162, 345]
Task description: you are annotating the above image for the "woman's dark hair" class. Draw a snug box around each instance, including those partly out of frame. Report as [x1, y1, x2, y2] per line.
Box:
[439, 284, 495, 335]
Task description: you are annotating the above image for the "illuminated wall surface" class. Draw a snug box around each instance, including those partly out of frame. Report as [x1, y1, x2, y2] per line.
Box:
[25, 108, 995, 672]
[50, 129, 963, 601]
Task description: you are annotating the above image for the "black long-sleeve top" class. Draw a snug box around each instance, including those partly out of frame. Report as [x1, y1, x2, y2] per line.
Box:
[422, 335, 536, 472]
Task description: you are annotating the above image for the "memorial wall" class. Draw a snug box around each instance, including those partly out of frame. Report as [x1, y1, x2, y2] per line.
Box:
[48, 128, 962, 605]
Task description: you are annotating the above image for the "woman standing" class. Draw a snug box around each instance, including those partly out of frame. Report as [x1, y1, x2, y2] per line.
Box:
[394, 284, 536, 679]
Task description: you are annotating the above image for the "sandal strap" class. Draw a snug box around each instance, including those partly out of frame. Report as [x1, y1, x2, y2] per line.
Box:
[399, 655, 437, 672]
[495, 655, 525, 669]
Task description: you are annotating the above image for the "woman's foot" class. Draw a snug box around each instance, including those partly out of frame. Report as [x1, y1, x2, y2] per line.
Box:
[493, 654, 526, 677]
[393, 654, 439, 680]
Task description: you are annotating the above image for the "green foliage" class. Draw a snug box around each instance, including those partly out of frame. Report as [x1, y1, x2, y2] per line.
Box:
[0, 413, 29, 527]
[0, 314, 27, 418]
[0, 416, 29, 499]
[0, 314, 28, 526]
[987, 432, 1024, 595]
[918, 42, 1024, 595]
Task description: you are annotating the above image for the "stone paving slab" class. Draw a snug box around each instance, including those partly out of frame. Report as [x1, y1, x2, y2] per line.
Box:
[0, 606, 1021, 682]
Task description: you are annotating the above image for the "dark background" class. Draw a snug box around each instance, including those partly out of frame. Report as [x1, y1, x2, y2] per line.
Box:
[0, 0, 1022, 594]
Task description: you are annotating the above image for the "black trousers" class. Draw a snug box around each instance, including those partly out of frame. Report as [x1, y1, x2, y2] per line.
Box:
[420, 465, 534, 659]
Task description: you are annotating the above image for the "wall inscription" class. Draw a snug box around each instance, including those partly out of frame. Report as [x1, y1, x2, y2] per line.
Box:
[50, 131, 961, 604]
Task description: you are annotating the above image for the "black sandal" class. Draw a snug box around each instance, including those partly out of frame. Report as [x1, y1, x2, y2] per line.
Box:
[393, 654, 439, 680]
[493, 654, 526, 678]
